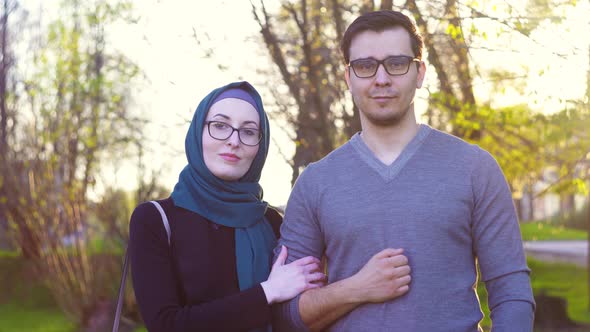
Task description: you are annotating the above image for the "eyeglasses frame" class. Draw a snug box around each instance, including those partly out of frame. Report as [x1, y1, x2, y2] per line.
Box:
[347, 55, 422, 78]
[205, 120, 262, 146]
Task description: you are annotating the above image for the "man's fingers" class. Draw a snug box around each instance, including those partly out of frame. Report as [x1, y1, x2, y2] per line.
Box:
[394, 285, 410, 296]
[375, 248, 404, 259]
[396, 274, 412, 286]
[387, 254, 409, 267]
[393, 265, 411, 277]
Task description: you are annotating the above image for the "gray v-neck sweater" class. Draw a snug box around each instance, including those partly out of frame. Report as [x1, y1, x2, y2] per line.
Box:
[274, 125, 534, 332]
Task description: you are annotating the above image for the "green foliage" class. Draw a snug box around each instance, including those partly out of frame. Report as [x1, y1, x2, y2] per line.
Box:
[538, 104, 590, 196]
[520, 221, 587, 241]
[92, 187, 132, 247]
[446, 23, 463, 40]
[452, 104, 547, 197]
[448, 98, 590, 202]
[26, 0, 144, 192]
[476, 276, 491, 330]
[0, 0, 148, 328]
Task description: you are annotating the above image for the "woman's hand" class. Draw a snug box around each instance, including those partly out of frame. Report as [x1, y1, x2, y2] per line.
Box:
[261, 245, 327, 304]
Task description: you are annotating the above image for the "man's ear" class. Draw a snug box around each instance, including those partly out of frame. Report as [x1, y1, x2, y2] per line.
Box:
[416, 61, 426, 89]
[344, 66, 352, 91]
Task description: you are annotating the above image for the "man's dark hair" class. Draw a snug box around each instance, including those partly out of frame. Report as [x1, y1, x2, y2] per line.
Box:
[340, 10, 424, 64]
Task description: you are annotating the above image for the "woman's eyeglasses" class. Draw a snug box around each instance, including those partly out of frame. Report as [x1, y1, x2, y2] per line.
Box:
[205, 121, 262, 146]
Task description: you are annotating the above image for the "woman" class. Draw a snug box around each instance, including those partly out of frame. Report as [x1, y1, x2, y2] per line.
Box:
[129, 81, 326, 331]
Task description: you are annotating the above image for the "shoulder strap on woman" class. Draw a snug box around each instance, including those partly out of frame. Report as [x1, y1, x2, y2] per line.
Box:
[150, 200, 171, 245]
[112, 200, 171, 332]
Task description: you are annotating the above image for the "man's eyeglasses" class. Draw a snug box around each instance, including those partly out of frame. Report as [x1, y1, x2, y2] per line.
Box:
[347, 55, 421, 78]
[205, 121, 262, 146]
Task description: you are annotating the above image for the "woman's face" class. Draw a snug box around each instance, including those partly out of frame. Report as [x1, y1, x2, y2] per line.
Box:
[202, 98, 260, 181]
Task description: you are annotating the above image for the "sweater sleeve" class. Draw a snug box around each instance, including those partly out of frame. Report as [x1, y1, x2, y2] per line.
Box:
[487, 272, 535, 332]
[272, 166, 324, 332]
[470, 148, 535, 331]
[129, 202, 272, 332]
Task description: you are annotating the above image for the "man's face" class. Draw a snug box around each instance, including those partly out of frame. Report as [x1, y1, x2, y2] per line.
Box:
[345, 27, 425, 127]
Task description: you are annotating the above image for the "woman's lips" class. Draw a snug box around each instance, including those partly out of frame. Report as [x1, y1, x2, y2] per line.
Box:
[219, 153, 241, 162]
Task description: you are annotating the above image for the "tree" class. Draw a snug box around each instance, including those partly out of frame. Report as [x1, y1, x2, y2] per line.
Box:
[250, 0, 580, 189]
[251, 0, 353, 184]
[0, 0, 145, 328]
[0, 0, 37, 254]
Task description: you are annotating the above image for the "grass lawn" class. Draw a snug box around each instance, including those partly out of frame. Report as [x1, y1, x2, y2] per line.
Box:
[0, 303, 75, 332]
[528, 258, 590, 324]
[0, 253, 75, 332]
[521, 221, 587, 241]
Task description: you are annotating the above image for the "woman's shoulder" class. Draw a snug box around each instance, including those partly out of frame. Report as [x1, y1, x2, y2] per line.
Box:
[129, 198, 177, 232]
[132, 197, 171, 217]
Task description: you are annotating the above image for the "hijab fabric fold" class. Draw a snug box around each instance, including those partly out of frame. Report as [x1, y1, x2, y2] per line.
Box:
[171, 81, 276, 292]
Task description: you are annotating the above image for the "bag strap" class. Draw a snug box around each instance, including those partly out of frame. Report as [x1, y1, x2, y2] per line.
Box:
[150, 200, 171, 245]
[112, 200, 170, 332]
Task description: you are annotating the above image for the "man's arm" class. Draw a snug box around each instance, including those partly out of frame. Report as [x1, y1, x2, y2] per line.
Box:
[273, 166, 411, 331]
[470, 148, 535, 332]
[486, 272, 534, 332]
[299, 248, 411, 331]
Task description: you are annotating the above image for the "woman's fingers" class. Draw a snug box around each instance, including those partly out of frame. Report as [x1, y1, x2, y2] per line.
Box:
[273, 245, 288, 268]
[306, 271, 327, 283]
[291, 255, 321, 266]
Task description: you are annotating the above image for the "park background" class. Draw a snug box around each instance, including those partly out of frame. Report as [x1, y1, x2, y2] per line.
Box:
[0, 0, 589, 331]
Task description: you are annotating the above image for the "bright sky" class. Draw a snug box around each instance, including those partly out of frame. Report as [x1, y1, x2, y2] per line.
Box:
[21, 0, 590, 207]
[104, 0, 295, 206]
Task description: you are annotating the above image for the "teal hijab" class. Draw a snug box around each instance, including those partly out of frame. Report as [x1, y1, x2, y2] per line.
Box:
[171, 81, 276, 292]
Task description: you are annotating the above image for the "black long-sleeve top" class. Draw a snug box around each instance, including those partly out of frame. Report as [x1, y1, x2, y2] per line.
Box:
[129, 197, 283, 332]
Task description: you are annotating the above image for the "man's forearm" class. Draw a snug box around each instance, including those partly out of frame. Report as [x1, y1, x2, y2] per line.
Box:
[299, 277, 363, 331]
[486, 271, 535, 332]
[299, 248, 412, 331]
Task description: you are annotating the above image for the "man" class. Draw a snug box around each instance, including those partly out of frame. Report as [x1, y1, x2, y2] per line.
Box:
[274, 10, 535, 332]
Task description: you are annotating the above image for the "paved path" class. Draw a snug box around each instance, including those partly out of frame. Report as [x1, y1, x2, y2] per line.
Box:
[523, 240, 588, 267]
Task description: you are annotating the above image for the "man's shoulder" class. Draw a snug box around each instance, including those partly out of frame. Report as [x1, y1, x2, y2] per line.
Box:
[293, 140, 355, 187]
[425, 127, 502, 175]
[311, 139, 355, 168]
[426, 126, 484, 156]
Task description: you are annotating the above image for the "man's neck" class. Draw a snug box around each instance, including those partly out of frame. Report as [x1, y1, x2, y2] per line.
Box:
[360, 118, 420, 166]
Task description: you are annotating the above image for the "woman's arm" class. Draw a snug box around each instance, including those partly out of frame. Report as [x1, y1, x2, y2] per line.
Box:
[129, 202, 324, 332]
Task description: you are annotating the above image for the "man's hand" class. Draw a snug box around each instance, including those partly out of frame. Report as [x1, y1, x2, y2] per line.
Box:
[348, 248, 411, 303]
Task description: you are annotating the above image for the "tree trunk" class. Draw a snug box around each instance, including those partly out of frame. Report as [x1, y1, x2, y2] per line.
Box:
[380, 0, 393, 10]
[528, 185, 535, 221]
[0, 0, 10, 157]
[587, 188, 589, 311]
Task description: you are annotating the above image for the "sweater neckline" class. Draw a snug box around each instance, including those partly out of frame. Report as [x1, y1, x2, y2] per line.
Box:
[350, 124, 431, 182]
